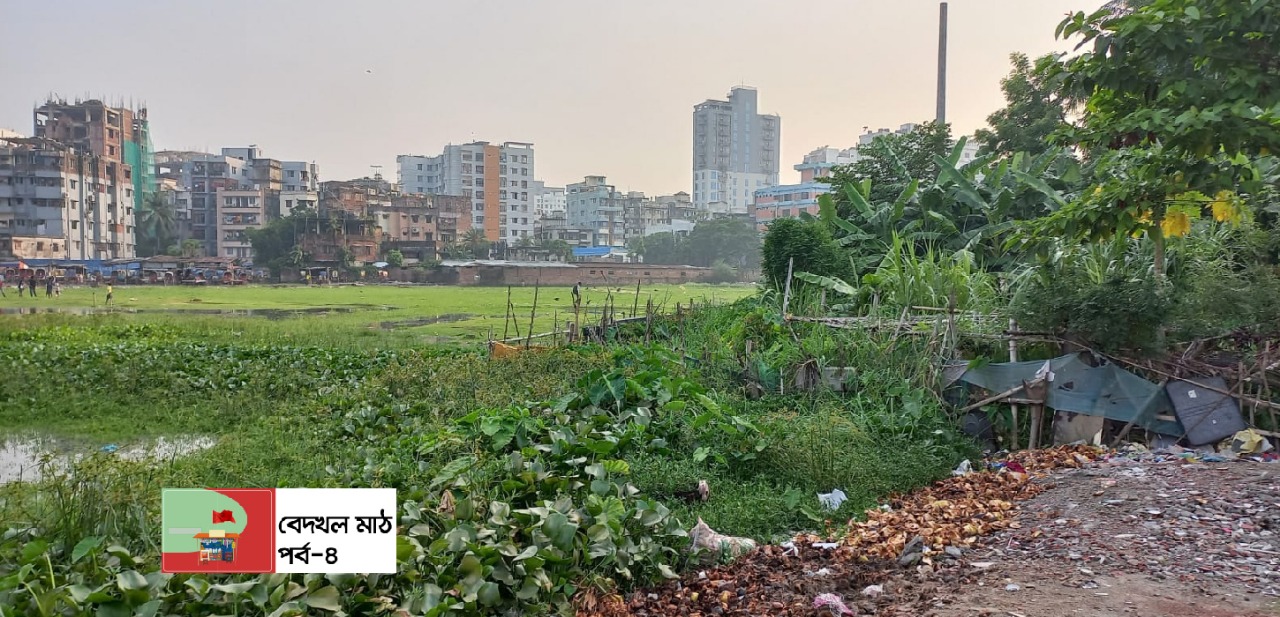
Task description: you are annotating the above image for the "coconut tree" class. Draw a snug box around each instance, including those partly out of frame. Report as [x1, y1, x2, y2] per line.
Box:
[462, 228, 490, 259]
[138, 191, 177, 256]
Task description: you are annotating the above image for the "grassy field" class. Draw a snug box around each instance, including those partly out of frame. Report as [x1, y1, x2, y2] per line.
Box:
[0, 291, 973, 616]
[0, 282, 754, 345]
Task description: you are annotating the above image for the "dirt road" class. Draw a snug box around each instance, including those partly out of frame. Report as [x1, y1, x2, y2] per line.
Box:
[594, 450, 1280, 617]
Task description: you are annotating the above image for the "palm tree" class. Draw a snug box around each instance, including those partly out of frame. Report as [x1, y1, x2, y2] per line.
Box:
[462, 228, 490, 259]
[138, 191, 177, 256]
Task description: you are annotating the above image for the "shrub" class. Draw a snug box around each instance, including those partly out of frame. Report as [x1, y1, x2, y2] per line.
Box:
[761, 218, 851, 290]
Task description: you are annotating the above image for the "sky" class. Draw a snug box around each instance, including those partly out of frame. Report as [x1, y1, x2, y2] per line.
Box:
[0, 0, 1106, 195]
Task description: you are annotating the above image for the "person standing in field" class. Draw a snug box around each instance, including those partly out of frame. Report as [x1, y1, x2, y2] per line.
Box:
[105, 282, 114, 306]
[54, 278, 61, 297]
[0, 273, 6, 298]
[45, 276, 54, 298]
[27, 275, 36, 297]
[572, 282, 582, 308]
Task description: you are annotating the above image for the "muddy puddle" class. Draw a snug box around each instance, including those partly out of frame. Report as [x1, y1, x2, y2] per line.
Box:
[377, 313, 473, 329]
[0, 435, 217, 484]
[0, 306, 387, 319]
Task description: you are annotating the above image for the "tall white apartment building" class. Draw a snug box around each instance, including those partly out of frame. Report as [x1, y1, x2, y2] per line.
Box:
[692, 86, 780, 213]
[532, 181, 566, 220]
[396, 141, 535, 242]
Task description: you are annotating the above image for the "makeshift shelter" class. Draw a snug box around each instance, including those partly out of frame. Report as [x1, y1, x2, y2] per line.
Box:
[946, 352, 1184, 437]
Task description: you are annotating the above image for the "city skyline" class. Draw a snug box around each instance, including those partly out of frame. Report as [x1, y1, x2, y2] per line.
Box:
[0, 0, 1107, 194]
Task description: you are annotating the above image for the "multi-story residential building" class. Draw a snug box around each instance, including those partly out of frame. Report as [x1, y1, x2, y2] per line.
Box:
[214, 188, 265, 261]
[396, 141, 535, 242]
[537, 213, 597, 249]
[532, 181, 566, 220]
[795, 146, 860, 182]
[33, 98, 153, 218]
[370, 193, 469, 263]
[0, 137, 136, 260]
[566, 175, 627, 248]
[156, 151, 244, 254]
[751, 183, 832, 231]
[692, 86, 780, 214]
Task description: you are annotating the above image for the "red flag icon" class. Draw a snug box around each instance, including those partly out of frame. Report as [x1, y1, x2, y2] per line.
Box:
[213, 510, 236, 524]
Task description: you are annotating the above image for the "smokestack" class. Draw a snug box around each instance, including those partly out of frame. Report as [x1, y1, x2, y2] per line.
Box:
[936, 2, 948, 124]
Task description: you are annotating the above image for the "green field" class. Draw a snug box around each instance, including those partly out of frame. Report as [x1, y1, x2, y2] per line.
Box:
[0, 282, 754, 346]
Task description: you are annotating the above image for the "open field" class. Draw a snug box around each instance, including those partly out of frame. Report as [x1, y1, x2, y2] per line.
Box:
[0, 282, 754, 345]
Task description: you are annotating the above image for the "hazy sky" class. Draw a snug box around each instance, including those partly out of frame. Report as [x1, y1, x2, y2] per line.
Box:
[1, 0, 1105, 194]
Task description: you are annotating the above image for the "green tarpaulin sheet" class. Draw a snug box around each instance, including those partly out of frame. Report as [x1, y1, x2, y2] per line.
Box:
[948, 352, 1183, 436]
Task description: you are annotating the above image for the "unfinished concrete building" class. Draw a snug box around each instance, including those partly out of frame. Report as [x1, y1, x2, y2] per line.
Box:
[0, 137, 135, 260]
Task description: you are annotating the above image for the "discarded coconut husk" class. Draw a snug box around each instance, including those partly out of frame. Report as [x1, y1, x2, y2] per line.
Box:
[689, 517, 757, 563]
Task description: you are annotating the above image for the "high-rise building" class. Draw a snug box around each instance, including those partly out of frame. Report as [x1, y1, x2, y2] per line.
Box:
[692, 87, 780, 213]
[396, 141, 535, 243]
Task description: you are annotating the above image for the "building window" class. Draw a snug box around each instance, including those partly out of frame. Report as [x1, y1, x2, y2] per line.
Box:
[417, 163, 423, 170]
[476, 165, 485, 173]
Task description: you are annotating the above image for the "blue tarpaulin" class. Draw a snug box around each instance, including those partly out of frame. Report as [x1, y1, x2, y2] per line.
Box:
[947, 352, 1184, 436]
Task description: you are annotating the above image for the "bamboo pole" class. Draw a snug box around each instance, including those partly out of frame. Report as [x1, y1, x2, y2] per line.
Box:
[1008, 317, 1020, 450]
[632, 278, 641, 320]
[782, 257, 794, 316]
[525, 272, 541, 349]
[502, 286, 512, 340]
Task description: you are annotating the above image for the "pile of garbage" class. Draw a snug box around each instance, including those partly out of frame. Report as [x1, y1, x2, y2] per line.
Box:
[835, 445, 1103, 561]
[586, 445, 1109, 616]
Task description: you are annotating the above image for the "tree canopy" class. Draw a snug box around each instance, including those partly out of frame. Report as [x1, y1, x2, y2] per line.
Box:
[1035, 0, 1280, 273]
[975, 52, 1070, 159]
[822, 121, 953, 209]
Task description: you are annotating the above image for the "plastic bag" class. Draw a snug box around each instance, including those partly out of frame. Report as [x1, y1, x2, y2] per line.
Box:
[817, 488, 847, 511]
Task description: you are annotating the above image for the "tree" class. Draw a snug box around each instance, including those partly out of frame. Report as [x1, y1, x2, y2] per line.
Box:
[636, 232, 683, 265]
[541, 239, 573, 262]
[1036, 0, 1280, 276]
[385, 249, 404, 268]
[137, 191, 177, 256]
[761, 218, 851, 290]
[823, 121, 953, 208]
[975, 53, 1071, 158]
[180, 239, 203, 258]
[463, 228, 490, 259]
[683, 218, 761, 269]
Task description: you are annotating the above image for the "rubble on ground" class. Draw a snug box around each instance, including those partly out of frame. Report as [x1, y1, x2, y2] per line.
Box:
[581, 444, 1280, 616]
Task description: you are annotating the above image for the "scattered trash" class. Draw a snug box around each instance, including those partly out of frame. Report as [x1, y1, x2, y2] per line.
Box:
[1081, 580, 1099, 589]
[804, 567, 832, 577]
[860, 584, 884, 598]
[99, 444, 119, 453]
[812, 542, 839, 550]
[1226, 429, 1274, 455]
[972, 562, 995, 569]
[1005, 583, 1021, 592]
[818, 488, 848, 511]
[812, 593, 854, 615]
[688, 518, 756, 563]
[952, 459, 973, 476]
[780, 541, 798, 556]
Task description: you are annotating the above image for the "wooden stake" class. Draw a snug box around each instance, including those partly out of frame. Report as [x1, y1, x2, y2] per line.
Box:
[632, 278, 641, 320]
[502, 285, 512, 340]
[526, 272, 541, 349]
[782, 257, 794, 316]
[1008, 317, 1020, 450]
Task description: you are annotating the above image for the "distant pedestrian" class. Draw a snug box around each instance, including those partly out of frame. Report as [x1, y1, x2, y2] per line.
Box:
[45, 277, 54, 298]
[572, 282, 582, 307]
[54, 279, 61, 297]
[27, 276, 36, 297]
[0, 274, 6, 298]
[105, 283, 114, 306]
